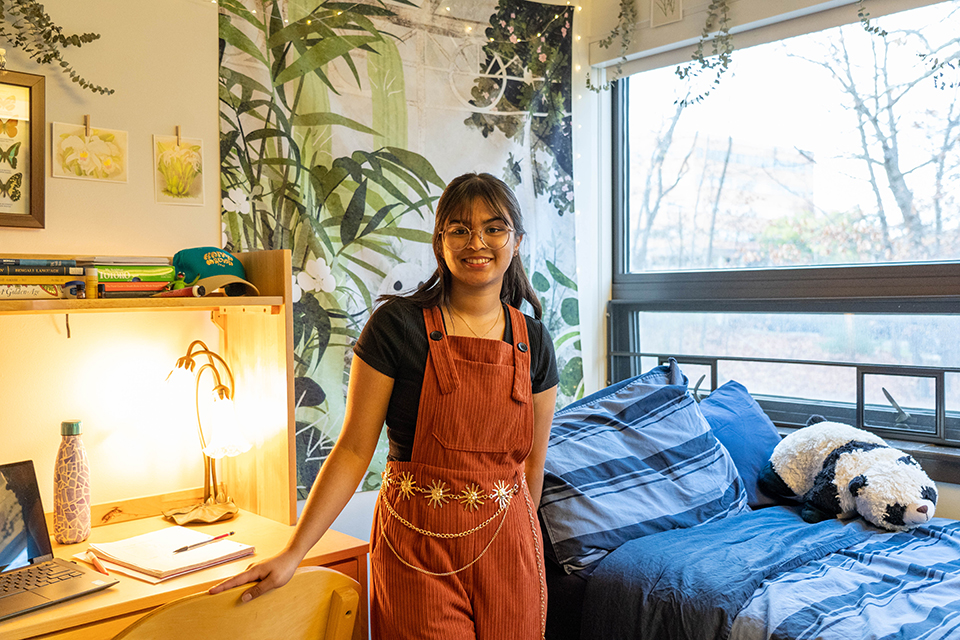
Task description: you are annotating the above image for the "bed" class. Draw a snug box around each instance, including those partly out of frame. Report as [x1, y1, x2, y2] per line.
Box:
[538, 360, 960, 640]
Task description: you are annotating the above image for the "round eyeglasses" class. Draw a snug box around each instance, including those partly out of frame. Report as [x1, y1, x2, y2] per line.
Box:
[442, 223, 514, 251]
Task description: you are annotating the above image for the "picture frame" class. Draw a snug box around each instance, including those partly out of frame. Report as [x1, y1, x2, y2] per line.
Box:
[651, 0, 682, 28]
[0, 69, 44, 229]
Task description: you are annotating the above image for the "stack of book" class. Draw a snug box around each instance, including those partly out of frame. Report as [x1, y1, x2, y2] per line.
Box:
[84, 256, 176, 299]
[0, 257, 95, 300]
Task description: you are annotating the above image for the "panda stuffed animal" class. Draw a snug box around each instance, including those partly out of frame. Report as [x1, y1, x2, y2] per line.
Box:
[757, 417, 937, 531]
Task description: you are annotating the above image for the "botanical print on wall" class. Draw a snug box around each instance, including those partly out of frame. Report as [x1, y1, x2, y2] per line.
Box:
[219, 0, 579, 496]
[651, 0, 682, 28]
[51, 122, 128, 182]
[153, 135, 204, 205]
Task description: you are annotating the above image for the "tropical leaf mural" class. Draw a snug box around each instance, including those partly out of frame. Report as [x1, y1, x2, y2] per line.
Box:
[219, 0, 580, 497]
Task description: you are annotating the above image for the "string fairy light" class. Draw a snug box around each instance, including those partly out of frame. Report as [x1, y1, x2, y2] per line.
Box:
[477, 9, 573, 47]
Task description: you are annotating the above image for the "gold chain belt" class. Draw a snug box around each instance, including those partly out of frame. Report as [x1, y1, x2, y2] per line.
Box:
[382, 467, 519, 513]
[377, 469, 520, 575]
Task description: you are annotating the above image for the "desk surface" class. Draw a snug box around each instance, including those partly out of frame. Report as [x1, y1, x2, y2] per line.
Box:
[3, 511, 368, 640]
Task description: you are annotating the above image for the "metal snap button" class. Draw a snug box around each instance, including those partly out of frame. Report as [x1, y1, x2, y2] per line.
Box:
[430, 331, 443, 341]
[517, 342, 528, 352]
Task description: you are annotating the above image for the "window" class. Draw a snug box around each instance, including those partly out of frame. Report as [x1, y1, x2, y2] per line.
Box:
[611, 0, 960, 447]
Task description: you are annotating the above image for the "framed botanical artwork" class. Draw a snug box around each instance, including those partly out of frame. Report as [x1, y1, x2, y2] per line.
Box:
[0, 69, 44, 229]
[153, 134, 204, 205]
[651, 0, 682, 28]
[51, 121, 129, 183]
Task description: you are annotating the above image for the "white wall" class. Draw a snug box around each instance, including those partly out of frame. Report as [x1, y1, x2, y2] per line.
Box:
[0, 0, 220, 509]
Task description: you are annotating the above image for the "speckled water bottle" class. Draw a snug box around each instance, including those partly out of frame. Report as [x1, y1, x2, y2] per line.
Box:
[53, 420, 91, 544]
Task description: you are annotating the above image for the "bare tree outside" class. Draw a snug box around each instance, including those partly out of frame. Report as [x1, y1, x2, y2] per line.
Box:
[625, 1, 960, 429]
[629, 0, 960, 272]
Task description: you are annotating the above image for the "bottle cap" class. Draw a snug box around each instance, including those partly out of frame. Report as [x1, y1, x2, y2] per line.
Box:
[61, 420, 82, 436]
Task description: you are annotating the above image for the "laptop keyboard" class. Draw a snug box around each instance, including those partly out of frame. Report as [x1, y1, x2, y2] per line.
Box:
[0, 562, 83, 598]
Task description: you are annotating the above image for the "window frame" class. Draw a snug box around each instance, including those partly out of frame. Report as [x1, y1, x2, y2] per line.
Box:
[609, 74, 960, 449]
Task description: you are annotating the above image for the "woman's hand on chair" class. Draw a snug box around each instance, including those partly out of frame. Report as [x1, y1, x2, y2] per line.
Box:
[208, 549, 300, 602]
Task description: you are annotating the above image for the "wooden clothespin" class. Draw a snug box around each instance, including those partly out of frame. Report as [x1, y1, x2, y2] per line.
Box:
[84, 115, 91, 138]
[175, 125, 181, 147]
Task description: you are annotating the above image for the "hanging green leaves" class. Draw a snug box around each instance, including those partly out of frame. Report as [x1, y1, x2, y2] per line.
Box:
[0, 0, 113, 95]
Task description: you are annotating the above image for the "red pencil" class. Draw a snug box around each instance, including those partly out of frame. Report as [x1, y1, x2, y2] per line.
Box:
[173, 530, 235, 554]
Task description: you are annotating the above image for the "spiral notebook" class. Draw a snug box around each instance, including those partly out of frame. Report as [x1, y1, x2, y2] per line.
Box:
[87, 526, 254, 581]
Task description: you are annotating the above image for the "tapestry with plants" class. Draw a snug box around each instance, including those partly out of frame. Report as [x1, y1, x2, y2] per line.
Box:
[218, 0, 579, 496]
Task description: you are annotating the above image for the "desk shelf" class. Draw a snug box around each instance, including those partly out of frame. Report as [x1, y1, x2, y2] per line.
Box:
[1, 250, 297, 526]
[0, 296, 284, 315]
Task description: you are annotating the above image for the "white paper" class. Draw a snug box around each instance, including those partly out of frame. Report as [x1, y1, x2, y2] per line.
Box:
[88, 526, 254, 579]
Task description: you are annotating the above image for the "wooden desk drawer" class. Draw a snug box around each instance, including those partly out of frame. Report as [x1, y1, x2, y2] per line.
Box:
[322, 557, 359, 582]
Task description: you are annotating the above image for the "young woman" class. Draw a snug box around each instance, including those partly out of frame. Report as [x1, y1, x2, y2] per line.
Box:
[211, 173, 559, 639]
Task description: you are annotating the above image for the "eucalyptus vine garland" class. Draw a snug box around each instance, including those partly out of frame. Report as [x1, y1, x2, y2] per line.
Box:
[857, 0, 888, 37]
[586, 0, 637, 92]
[675, 0, 732, 106]
[588, 0, 889, 102]
[0, 0, 113, 95]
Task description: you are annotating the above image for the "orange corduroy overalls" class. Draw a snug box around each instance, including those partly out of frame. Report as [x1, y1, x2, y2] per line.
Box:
[370, 305, 546, 640]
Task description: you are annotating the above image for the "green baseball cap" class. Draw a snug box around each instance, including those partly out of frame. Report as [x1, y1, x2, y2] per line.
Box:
[172, 247, 260, 297]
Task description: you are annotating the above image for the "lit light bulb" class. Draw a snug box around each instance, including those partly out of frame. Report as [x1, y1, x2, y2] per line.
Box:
[201, 393, 251, 459]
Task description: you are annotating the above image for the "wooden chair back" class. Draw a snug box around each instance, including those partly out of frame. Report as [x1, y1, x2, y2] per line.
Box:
[112, 566, 360, 640]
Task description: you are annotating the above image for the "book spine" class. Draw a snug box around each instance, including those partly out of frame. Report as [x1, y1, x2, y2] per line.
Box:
[94, 265, 177, 282]
[0, 258, 78, 267]
[97, 290, 167, 299]
[0, 265, 85, 276]
[0, 275, 86, 286]
[0, 284, 71, 300]
[99, 281, 170, 292]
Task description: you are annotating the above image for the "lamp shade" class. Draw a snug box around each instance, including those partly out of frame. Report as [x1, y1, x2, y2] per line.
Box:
[201, 393, 251, 459]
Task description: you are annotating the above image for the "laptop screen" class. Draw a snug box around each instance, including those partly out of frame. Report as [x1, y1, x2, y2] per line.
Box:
[0, 460, 53, 573]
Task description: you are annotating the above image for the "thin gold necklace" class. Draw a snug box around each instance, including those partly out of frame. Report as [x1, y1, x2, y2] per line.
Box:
[447, 304, 502, 339]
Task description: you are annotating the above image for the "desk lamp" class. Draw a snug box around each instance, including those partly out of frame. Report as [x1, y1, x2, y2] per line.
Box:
[163, 340, 250, 525]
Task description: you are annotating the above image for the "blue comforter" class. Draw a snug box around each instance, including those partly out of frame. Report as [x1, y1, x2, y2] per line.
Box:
[581, 506, 873, 640]
[731, 518, 960, 640]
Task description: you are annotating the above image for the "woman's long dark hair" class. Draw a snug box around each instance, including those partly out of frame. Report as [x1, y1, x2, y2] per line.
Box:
[380, 172, 542, 319]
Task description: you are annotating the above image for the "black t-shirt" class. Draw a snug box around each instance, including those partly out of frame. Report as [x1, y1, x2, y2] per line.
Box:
[353, 296, 559, 462]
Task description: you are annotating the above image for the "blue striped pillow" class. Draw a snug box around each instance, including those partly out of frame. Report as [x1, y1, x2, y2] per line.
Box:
[539, 360, 750, 574]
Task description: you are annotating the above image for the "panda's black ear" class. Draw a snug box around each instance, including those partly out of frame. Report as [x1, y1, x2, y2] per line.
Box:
[806, 415, 827, 426]
[849, 474, 868, 496]
[897, 455, 919, 467]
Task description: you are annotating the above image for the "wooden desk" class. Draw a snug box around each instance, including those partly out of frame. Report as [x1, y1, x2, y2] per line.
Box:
[2, 511, 369, 640]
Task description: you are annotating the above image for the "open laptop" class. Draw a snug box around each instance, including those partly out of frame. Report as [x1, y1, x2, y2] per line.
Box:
[0, 460, 118, 621]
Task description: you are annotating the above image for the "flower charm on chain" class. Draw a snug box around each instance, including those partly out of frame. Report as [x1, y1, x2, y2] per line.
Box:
[490, 480, 515, 510]
[425, 479, 451, 509]
[398, 472, 418, 501]
[458, 483, 486, 512]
